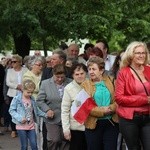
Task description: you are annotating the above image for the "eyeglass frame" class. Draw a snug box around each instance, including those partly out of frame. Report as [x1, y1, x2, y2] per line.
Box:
[134, 52, 147, 55]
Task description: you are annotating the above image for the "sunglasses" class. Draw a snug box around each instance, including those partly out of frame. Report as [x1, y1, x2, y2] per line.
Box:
[12, 61, 18, 63]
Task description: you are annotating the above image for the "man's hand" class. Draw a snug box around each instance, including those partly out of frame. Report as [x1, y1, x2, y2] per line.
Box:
[46, 110, 54, 118]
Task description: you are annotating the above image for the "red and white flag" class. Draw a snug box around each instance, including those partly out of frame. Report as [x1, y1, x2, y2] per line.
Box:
[71, 89, 97, 124]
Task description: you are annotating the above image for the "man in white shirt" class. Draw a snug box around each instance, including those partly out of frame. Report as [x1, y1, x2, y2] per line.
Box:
[95, 40, 116, 71]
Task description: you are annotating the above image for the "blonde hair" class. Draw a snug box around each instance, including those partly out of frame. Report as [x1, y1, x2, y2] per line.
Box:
[23, 79, 35, 91]
[12, 54, 22, 63]
[120, 41, 149, 68]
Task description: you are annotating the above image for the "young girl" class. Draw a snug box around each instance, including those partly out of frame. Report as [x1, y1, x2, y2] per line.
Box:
[9, 79, 47, 150]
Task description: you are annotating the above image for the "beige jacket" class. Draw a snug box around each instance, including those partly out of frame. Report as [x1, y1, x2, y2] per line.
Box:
[23, 70, 42, 99]
[6, 67, 28, 97]
[61, 80, 85, 134]
[81, 75, 118, 129]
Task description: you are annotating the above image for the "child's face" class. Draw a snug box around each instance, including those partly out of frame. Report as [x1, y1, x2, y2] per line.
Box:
[23, 89, 34, 99]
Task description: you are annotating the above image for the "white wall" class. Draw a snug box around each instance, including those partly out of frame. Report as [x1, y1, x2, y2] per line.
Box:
[29, 50, 52, 56]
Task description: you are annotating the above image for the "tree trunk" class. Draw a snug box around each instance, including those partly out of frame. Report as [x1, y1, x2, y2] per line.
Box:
[38, 10, 48, 57]
[13, 34, 31, 58]
[42, 37, 47, 56]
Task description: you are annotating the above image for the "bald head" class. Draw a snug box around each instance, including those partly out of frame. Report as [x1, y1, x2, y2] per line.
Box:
[34, 50, 41, 56]
[67, 44, 79, 59]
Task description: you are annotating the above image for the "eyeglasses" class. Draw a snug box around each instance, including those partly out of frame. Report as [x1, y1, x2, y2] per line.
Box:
[34, 63, 43, 67]
[134, 52, 146, 55]
[12, 61, 18, 63]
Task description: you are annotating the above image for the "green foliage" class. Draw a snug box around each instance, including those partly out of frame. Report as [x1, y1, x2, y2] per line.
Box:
[0, 0, 150, 54]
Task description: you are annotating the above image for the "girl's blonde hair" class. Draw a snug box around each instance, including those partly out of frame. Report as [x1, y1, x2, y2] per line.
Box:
[22, 79, 35, 91]
[120, 41, 149, 68]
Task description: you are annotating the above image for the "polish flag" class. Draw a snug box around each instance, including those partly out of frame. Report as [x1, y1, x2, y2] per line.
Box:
[71, 89, 97, 124]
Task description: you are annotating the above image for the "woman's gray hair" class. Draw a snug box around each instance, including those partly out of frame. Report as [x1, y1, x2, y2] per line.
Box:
[28, 56, 43, 70]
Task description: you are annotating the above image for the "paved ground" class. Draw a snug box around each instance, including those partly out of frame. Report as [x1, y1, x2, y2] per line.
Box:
[0, 126, 127, 150]
[0, 129, 20, 150]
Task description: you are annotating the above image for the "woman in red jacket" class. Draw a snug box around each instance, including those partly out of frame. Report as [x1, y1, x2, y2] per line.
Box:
[115, 41, 150, 150]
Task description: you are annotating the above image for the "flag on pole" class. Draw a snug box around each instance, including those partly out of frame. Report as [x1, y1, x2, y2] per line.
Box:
[71, 89, 97, 124]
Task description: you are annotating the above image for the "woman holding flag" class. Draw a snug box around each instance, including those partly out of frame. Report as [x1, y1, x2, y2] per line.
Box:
[61, 63, 88, 150]
[81, 56, 119, 150]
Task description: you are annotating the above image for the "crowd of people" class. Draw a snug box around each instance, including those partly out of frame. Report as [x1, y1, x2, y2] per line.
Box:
[0, 40, 150, 150]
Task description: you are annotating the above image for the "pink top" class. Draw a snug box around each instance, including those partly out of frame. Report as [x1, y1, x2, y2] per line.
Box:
[16, 98, 35, 130]
[134, 78, 150, 113]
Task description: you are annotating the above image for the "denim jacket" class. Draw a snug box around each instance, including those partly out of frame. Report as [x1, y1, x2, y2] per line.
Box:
[9, 93, 46, 125]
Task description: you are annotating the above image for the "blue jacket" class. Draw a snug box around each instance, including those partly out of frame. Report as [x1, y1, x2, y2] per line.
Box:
[9, 93, 46, 125]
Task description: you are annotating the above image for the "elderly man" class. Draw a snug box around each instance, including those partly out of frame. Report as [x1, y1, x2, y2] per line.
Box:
[67, 44, 86, 65]
[34, 50, 41, 56]
[67, 44, 79, 59]
[41, 49, 72, 81]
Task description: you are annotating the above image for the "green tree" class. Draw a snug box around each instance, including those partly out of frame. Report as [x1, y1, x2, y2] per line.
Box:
[0, 0, 149, 56]
[0, 0, 39, 57]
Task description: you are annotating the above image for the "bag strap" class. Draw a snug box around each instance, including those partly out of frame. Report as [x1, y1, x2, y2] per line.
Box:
[108, 75, 115, 88]
[129, 66, 149, 96]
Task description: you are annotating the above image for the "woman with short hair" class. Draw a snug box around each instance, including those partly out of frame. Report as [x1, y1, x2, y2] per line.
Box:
[61, 63, 88, 150]
[36, 64, 72, 150]
[82, 56, 118, 150]
[23, 56, 44, 99]
[6, 54, 27, 137]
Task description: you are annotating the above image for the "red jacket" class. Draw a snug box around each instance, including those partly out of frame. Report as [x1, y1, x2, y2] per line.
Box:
[115, 66, 150, 119]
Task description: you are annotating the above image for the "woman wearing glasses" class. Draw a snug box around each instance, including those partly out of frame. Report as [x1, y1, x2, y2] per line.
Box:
[115, 41, 150, 150]
[23, 56, 44, 99]
[6, 54, 27, 137]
